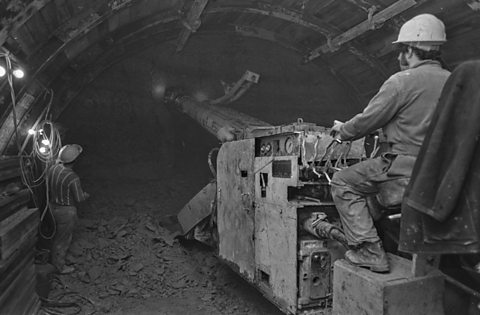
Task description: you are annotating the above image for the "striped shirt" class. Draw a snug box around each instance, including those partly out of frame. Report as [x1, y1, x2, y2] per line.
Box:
[48, 163, 87, 206]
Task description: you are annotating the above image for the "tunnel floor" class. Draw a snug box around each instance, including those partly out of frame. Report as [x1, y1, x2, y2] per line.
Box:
[45, 177, 282, 315]
[39, 54, 284, 314]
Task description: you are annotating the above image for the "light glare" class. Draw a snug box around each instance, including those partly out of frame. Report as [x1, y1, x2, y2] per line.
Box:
[41, 139, 50, 146]
[0, 66, 5, 77]
[39, 147, 47, 153]
[12, 69, 24, 79]
[28, 129, 36, 135]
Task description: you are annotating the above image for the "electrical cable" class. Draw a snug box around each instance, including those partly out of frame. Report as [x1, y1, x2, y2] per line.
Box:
[39, 174, 56, 240]
[18, 118, 62, 240]
[369, 134, 380, 159]
[4, 53, 22, 152]
[19, 89, 54, 155]
[17, 88, 55, 211]
[1, 50, 62, 264]
[0, 52, 60, 240]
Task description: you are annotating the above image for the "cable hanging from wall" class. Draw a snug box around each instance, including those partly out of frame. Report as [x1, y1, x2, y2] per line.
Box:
[1, 47, 59, 240]
[12, 87, 63, 240]
[0, 47, 25, 152]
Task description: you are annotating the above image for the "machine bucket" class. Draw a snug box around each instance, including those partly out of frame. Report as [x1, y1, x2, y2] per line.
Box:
[177, 181, 217, 234]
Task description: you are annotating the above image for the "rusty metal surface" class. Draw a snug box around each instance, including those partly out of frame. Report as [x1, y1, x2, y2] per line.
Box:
[305, 0, 418, 61]
[171, 95, 271, 141]
[177, 181, 216, 234]
[176, 0, 209, 52]
[217, 139, 256, 281]
[254, 154, 300, 314]
[332, 254, 444, 315]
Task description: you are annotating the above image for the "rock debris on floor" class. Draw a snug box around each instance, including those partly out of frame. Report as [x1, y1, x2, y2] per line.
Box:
[39, 60, 283, 314]
[46, 213, 281, 315]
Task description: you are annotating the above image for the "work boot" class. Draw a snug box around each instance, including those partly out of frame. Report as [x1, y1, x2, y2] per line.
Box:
[345, 241, 390, 273]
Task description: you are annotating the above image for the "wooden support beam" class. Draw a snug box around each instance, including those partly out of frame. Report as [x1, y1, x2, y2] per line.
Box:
[345, 0, 406, 31]
[304, 0, 417, 62]
[0, 92, 36, 154]
[175, 0, 209, 52]
[0, 0, 49, 47]
[0, 190, 30, 223]
[0, 207, 38, 261]
[209, 5, 387, 78]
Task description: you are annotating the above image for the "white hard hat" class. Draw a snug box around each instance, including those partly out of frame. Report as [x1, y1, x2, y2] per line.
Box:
[393, 14, 446, 51]
[58, 144, 83, 163]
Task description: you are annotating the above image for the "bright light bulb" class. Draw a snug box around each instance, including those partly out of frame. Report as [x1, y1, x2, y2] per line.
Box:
[0, 66, 5, 77]
[41, 139, 50, 146]
[39, 147, 47, 153]
[28, 129, 36, 135]
[12, 69, 24, 79]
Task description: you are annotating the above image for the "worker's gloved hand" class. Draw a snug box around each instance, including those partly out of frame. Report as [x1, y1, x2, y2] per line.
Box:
[330, 120, 344, 140]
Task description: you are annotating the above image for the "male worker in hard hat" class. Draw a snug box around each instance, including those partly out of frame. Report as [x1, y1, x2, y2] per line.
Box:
[48, 144, 90, 274]
[330, 14, 450, 272]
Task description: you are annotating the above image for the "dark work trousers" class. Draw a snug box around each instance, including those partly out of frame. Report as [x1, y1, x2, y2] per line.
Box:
[331, 153, 414, 247]
[50, 204, 77, 271]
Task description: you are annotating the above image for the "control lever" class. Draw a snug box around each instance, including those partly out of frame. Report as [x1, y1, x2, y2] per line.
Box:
[330, 120, 344, 141]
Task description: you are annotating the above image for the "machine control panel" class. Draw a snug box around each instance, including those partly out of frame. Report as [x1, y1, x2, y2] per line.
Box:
[256, 133, 299, 157]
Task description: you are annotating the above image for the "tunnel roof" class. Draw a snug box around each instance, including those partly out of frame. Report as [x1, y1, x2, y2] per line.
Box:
[0, 0, 478, 153]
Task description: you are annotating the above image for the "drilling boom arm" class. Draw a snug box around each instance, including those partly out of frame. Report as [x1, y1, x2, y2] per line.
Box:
[164, 89, 271, 142]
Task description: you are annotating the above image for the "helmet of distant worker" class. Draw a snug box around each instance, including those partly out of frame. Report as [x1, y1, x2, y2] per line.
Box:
[58, 144, 83, 164]
[393, 14, 446, 70]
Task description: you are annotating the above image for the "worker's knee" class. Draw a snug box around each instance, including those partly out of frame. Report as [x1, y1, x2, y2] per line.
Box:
[330, 178, 361, 207]
[376, 177, 410, 208]
[330, 174, 348, 199]
[331, 168, 349, 187]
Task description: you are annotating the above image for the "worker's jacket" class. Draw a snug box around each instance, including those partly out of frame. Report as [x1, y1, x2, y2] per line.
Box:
[48, 163, 87, 207]
[339, 60, 450, 157]
[400, 60, 480, 254]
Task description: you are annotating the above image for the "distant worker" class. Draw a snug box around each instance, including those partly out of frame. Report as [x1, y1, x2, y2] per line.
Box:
[330, 14, 450, 272]
[48, 144, 89, 274]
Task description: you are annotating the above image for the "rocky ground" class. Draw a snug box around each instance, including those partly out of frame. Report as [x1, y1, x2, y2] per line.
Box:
[36, 52, 284, 315]
[40, 175, 283, 315]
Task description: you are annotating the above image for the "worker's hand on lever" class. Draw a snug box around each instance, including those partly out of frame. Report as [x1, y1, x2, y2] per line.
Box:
[330, 120, 344, 141]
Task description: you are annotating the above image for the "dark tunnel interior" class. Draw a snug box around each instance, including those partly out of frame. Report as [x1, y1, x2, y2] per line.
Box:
[42, 34, 366, 314]
[32, 34, 479, 315]
[2, 1, 480, 313]
[57, 34, 363, 220]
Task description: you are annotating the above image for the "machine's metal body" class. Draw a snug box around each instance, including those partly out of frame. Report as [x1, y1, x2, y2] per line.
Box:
[214, 125, 364, 314]
[167, 91, 366, 314]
